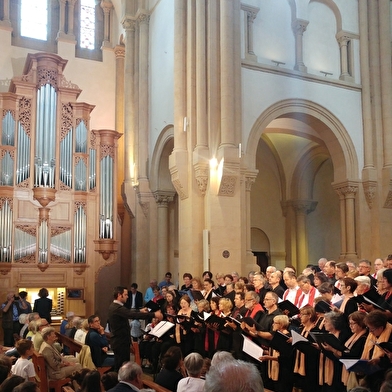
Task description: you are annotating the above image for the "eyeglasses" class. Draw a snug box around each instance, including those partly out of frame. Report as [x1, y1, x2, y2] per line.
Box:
[368, 326, 381, 333]
[348, 321, 357, 326]
[264, 298, 274, 301]
[245, 298, 254, 302]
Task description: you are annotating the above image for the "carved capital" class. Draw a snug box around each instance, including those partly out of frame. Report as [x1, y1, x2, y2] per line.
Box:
[218, 176, 237, 196]
[100, 0, 113, 13]
[194, 164, 209, 195]
[137, 12, 150, 25]
[292, 19, 309, 35]
[114, 45, 125, 59]
[154, 191, 175, 206]
[333, 184, 359, 198]
[122, 17, 137, 32]
[291, 200, 318, 215]
[362, 181, 377, 209]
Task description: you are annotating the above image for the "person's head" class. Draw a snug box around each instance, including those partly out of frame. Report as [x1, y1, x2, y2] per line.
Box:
[191, 277, 203, 290]
[38, 288, 49, 298]
[297, 275, 312, 294]
[238, 276, 249, 284]
[364, 310, 388, 337]
[386, 254, 392, 269]
[197, 299, 210, 313]
[215, 273, 225, 285]
[15, 339, 33, 357]
[224, 274, 233, 285]
[203, 279, 214, 291]
[348, 311, 367, 334]
[335, 262, 348, 279]
[101, 371, 118, 391]
[252, 273, 265, 290]
[323, 260, 336, 276]
[374, 258, 384, 272]
[383, 269, 392, 290]
[204, 360, 263, 392]
[149, 279, 157, 288]
[244, 291, 259, 310]
[324, 311, 345, 332]
[314, 272, 328, 287]
[129, 283, 138, 294]
[234, 282, 244, 293]
[210, 297, 220, 311]
[265, 266, 276, 280]
[164, 272, 172, 282]
[358, 259, 372, 276]
[299, 305, 317, 323]
[225, 283, 234, 293]
[80, 370, 102, 392]
[248, 271, 256, 283]
[354, 275, 371, 294]
[218, 298, 233, 313]
[153, 287, 161, 297]
[183, 352, 204, 378]
[18, 291, 28, 300]
[41, 326, 57, 344]
[88, 314, 101, 330]
[210, 351, 235, 367]
[318, 258, 327, 270]
[165, 290, 176, 303]
[346, 260, 357, 272]
[272, 314, 290, 332]
[70, 368, 91, 389]
[179, 294, 191, 309]
[283, 271, 297, 289]
[0, 375, 25, 392]
[113, 286, 128, 303]
[0, 355, 12, 384]
[183, 273, 193, 286]
[381, 380, 392, 392]
[118, 362, 143, 389]
[203, 271, 213, 280]
[269, 271, 281, 286]
[161, 346, 182, 371]
[234, 292, 245, 308]
[340, 277, 358, 295]
[231, 272, 239, 283]
[318, 282, 334, 301]
[10, 381, 39, 392]
[263, 292, 278, 310]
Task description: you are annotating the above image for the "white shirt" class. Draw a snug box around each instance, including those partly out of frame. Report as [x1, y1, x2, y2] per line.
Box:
[12, 358, 35, 380]
[177, 377, 205, 392]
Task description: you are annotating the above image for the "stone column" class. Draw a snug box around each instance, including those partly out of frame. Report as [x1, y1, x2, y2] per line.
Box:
[336, 31, 354, 82]
[291, 200, 317, 271]
[100, 0, 113, 48]
[220, 0, 235, 146]
[245, 172, 258, 266]
[137, 12, 150, 181]
[154, 192, 175, 280]
[57, 0, 67, 39]
[241, 4, 259, 62]
[0, 0, 11, 26]
[333, 182, 358, 259]
[66, 0, 77, 40]
[121, 17, 136, 185]
[292, 19, 308, 72]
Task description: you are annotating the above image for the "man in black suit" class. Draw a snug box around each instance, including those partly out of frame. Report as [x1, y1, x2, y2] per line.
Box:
[125, 283, 143, 310]
[107, 361, 144, 392]
[108, 286, 162, 371]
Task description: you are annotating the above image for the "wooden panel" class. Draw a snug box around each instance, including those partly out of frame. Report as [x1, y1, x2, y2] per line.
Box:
[17, 270, 68, 285]
[17, 200, 37, 219]
[51, 202, 71, 221]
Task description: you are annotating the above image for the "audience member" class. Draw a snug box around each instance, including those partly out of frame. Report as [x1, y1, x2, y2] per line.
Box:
[177, 352, 205, 392]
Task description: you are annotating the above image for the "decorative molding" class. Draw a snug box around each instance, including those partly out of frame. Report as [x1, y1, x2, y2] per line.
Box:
[51, 226, 71, 236]
[61, 103, 73, 140]
[15, 225, 37, 236]
[2, 109, 15, 120]
[218, 175, 237, 196]
[362, 181, 377, 209]
[153, 191, 175, 206]
[58, 75, 80, 90]
[18, 97, 32, 136]
[101, 144, 114, 158]
[0, 197, 13, 210]
[194, 165, 209, 195]
[37, 68, 58, 89]
[291, 199, 318, 215]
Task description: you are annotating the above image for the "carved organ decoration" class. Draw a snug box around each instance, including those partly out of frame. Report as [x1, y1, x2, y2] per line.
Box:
[0, 52, 120, 269]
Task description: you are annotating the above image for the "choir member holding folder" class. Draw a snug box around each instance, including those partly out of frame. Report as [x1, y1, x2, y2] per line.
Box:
[175, 294, 197, 357]
[259, 314, 293, 392]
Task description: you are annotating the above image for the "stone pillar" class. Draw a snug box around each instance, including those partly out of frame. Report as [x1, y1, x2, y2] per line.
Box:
[241, 4, 259, 62]
[154, 192, 175, 280]
[67, 0, 77, 39]
[292, 19, 308, 72]
[333, 182, 359, 259]
[57, 0, 67, 39]
[0, 0, 11, 26]
[137, 12, 150, 181]
[336, 31, 354, 82]
[100, 0, 113, 48]
[114, 44, 125, 207]
[245, 172, 258, 267]
[220, 0, 235, 146]
[291, 200, 317, 272]
[121, 17, 136, 185]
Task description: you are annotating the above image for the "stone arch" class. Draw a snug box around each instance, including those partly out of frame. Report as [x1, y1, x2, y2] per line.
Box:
[246, 99, 358, 184]
[309, 0, 342, 33]
[150, 125, 175, 193]
[251, 227, 270, 252]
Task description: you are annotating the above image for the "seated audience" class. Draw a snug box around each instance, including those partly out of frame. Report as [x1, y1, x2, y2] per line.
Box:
[11, 340, 35, 381]
[177, 352, 205, 392]
[107, 362, 143, 392]
[155, 346, 184, 391]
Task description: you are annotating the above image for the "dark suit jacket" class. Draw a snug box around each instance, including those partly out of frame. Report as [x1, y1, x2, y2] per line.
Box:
[33, 297, 53, 324]
[107, 302, 153, 350]
[125, 291, 143, 310]
[107, 381, 139, 392]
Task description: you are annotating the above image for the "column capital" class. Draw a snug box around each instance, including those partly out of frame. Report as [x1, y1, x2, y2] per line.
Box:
[244, 170, 258, 192]
[333, 181, 359, 198]
[100, 0, 113, 13]
[153, 191, 175, 206]
[241, 4, 260, 21]
[137, 11, 150, 25]
[290, 199, 318, 215]
[114, 45, 125, 59]
[292, 18, 309, 35]
[122, 17, 137, 32]
[362, 180, 377, 209]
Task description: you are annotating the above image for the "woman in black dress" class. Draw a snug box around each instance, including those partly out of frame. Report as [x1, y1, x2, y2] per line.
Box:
[33, 288, 52, 324]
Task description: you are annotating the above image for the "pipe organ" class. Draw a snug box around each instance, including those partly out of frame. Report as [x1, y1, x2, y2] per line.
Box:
[0, 53, 120, 300]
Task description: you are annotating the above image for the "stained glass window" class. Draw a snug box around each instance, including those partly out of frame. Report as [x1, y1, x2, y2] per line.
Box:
[80, 0, 96, 50]
[20, 0, 48, 41]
